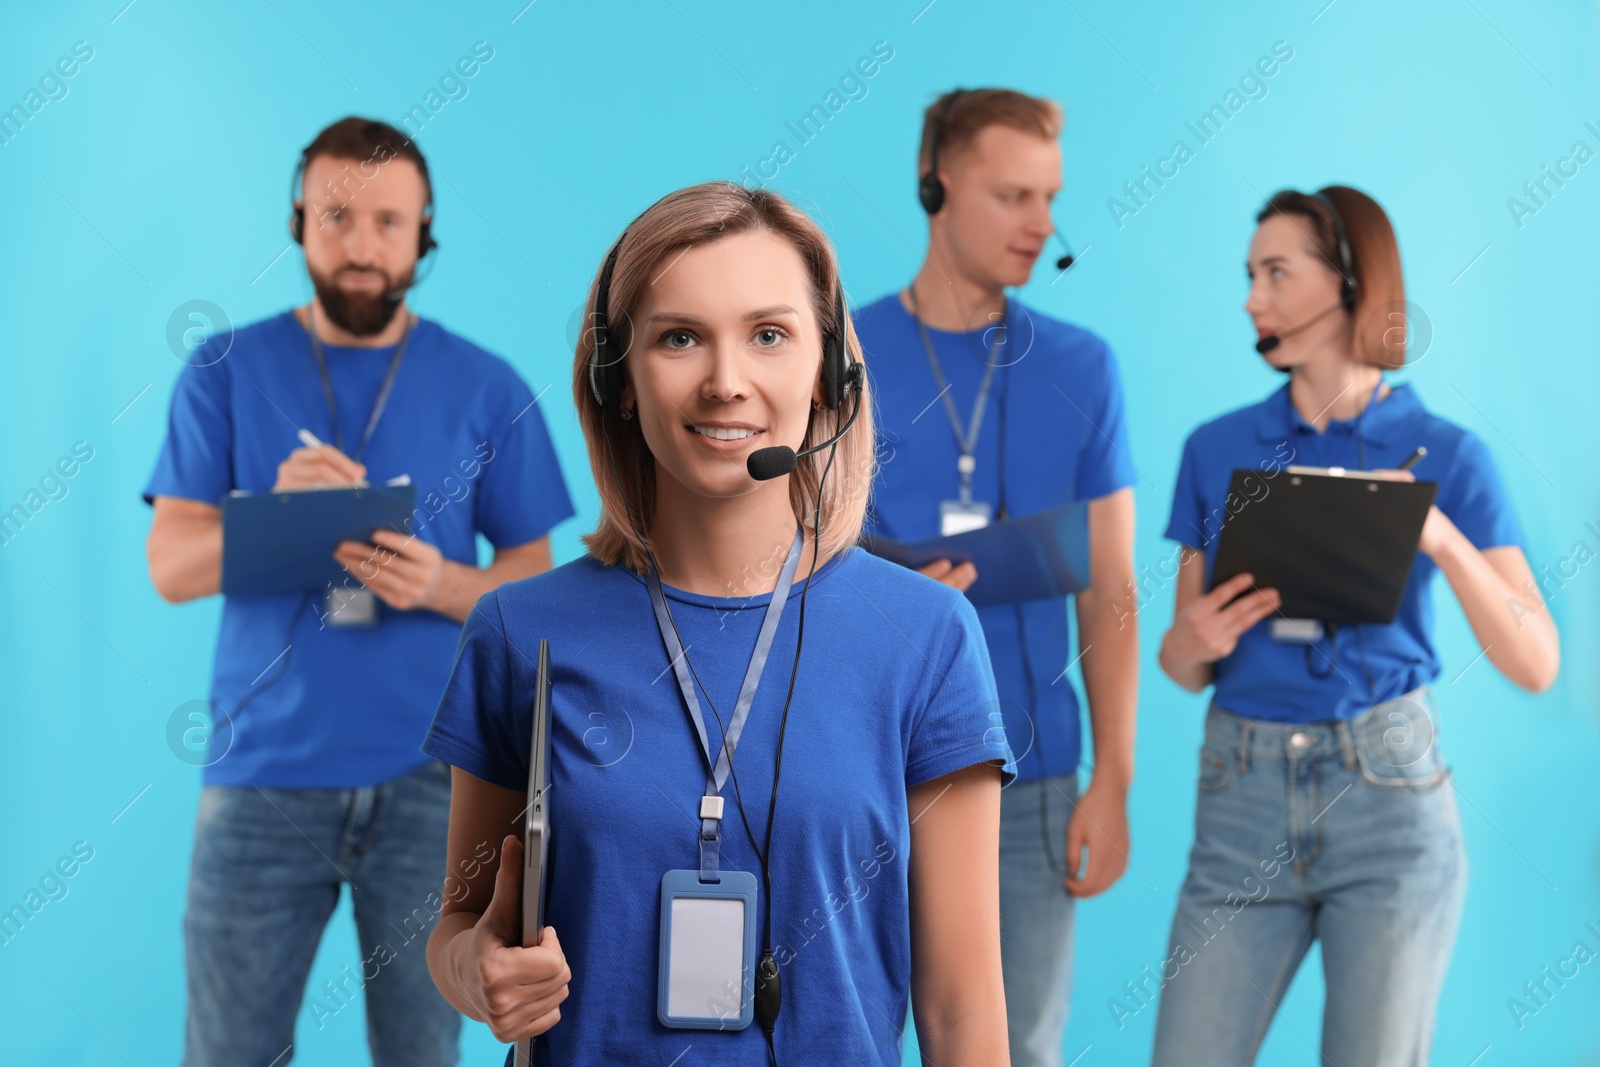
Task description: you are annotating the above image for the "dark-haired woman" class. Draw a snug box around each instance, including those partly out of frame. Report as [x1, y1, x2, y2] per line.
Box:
[1149, 186, 1558, 1066]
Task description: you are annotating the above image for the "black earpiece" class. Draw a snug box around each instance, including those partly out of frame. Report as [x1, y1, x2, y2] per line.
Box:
[1312, 188, 1356, 312]
[917, 91, 964, 216]
[587, 235, 626, 412]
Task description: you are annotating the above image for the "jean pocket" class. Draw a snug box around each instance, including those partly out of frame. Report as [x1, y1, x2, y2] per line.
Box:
[1198, 744, 1233, 792]
[1355, 719, 1449, 792]
[194, 784, 242, 830]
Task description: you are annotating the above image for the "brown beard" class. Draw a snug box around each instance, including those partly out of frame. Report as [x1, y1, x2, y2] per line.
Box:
[308, 262, 414, 337]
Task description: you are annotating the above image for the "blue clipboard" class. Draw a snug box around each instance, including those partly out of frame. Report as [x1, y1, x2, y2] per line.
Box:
[219, 483, 418, 596]
[862, 500, 1091, 606]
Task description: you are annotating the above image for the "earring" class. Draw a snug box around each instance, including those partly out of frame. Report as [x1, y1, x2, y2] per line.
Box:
[620, 406, 634, 420]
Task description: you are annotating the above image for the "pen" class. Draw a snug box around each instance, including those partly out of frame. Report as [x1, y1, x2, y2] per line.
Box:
[1397, 446, 1428, 472]
[296, 429, 369, 487]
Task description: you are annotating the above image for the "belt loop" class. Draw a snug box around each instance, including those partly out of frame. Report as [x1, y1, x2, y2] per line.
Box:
[1336, 720, 1357, 771]
[1236, 720, 1253, 774]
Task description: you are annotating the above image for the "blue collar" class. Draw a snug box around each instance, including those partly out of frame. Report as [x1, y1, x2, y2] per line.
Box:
[1255, 380, 1424, 448]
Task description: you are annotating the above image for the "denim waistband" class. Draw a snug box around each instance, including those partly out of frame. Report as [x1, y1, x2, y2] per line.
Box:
[1203, 686, 1439, 772]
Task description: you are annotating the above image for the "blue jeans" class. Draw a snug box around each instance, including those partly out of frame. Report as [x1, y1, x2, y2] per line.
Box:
[1000, 773, 1080, 1067]
[183, 759, 461, 1067]
[1150, 688, 1466, 1067]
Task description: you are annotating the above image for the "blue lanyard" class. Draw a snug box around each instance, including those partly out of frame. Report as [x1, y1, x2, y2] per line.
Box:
[907, 288, 1008, 505]
[647, 526, 803, 879]
[307, 310, 414, 464]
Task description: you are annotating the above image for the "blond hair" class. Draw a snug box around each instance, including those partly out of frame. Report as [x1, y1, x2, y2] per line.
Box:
[572, 181, 876, 574]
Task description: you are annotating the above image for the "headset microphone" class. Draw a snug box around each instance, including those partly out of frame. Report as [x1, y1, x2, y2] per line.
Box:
[1053, 231, 1076, 272]
[746, 363, 864, 481]
[1254, 301, 1346, 355]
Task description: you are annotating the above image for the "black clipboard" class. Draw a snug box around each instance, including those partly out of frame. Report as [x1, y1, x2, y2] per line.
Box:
[862, 501, 1091, 606]
[1209, 467, 1437, 624]
[514, 639, 553, 1067]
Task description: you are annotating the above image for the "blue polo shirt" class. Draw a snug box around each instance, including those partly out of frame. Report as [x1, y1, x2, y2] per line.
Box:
[143, 309, 574, 788]
[1165, 381, 1523, 723]
[423, 548, 1014, 1066]
[854, 293, 1135, 782]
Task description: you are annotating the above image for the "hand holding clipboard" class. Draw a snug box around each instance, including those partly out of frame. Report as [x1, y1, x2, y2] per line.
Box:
[1209, 457, 1437, 624]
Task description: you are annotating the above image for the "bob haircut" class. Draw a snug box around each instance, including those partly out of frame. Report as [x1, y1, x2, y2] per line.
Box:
[572, 181, 876, 575]
[1256, 184, 1409, 370]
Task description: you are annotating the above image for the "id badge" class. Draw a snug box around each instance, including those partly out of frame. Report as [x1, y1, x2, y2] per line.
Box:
[325, 586, 381, 629]
[657, 869, 759, 1031]
[939, 499, 992, 536]
[1270, 618, 1324, 643]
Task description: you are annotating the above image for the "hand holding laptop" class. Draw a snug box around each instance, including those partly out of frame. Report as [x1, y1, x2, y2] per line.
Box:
[464, 832, 568, 1058]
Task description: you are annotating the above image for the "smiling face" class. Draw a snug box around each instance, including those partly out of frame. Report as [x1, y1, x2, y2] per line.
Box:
[1245, 213, 1350, 368]
[621, 229, 826, 501]
[935, 123, 1062, 290]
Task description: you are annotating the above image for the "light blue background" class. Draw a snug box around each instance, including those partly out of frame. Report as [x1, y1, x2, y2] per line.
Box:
[3, 1, 1597, 1064]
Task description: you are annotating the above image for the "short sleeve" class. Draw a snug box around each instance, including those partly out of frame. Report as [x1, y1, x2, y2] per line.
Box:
[905, 596, 1016, 788]
[1439, 431, 1523, 551]
[1073, 340, 1137, 501]
[422, 590, 527, 791]
[1164, 432, 1207, 550]
[142, 354, 233, 506]
[473, 372, 575, 548]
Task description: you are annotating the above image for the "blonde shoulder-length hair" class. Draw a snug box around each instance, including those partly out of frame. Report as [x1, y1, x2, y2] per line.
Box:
[572, 181, 876, 575]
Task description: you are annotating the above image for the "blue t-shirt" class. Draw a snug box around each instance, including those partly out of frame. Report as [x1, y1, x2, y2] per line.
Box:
[1165, 381, 1523, 723]
[854, 293, 1135, 782]
[143, 309, 574, 788]
[423, 548, 1014, 1066]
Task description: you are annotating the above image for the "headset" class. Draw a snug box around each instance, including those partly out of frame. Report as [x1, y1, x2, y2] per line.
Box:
[588, 221, 858, 416]
[1254, 188, 1358, 358]
[918, 89, 1078, 271]
[288, 135, 438, 260]
[1312, 188, 1357, 312]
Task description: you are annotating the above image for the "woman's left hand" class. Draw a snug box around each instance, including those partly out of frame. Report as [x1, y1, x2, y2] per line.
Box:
[1366, 469, 1457, 560]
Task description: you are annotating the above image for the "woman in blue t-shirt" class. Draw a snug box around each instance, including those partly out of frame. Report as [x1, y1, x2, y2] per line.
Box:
[1149, 186, 1559, 1066]
[420, 182, 1015, 1065]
